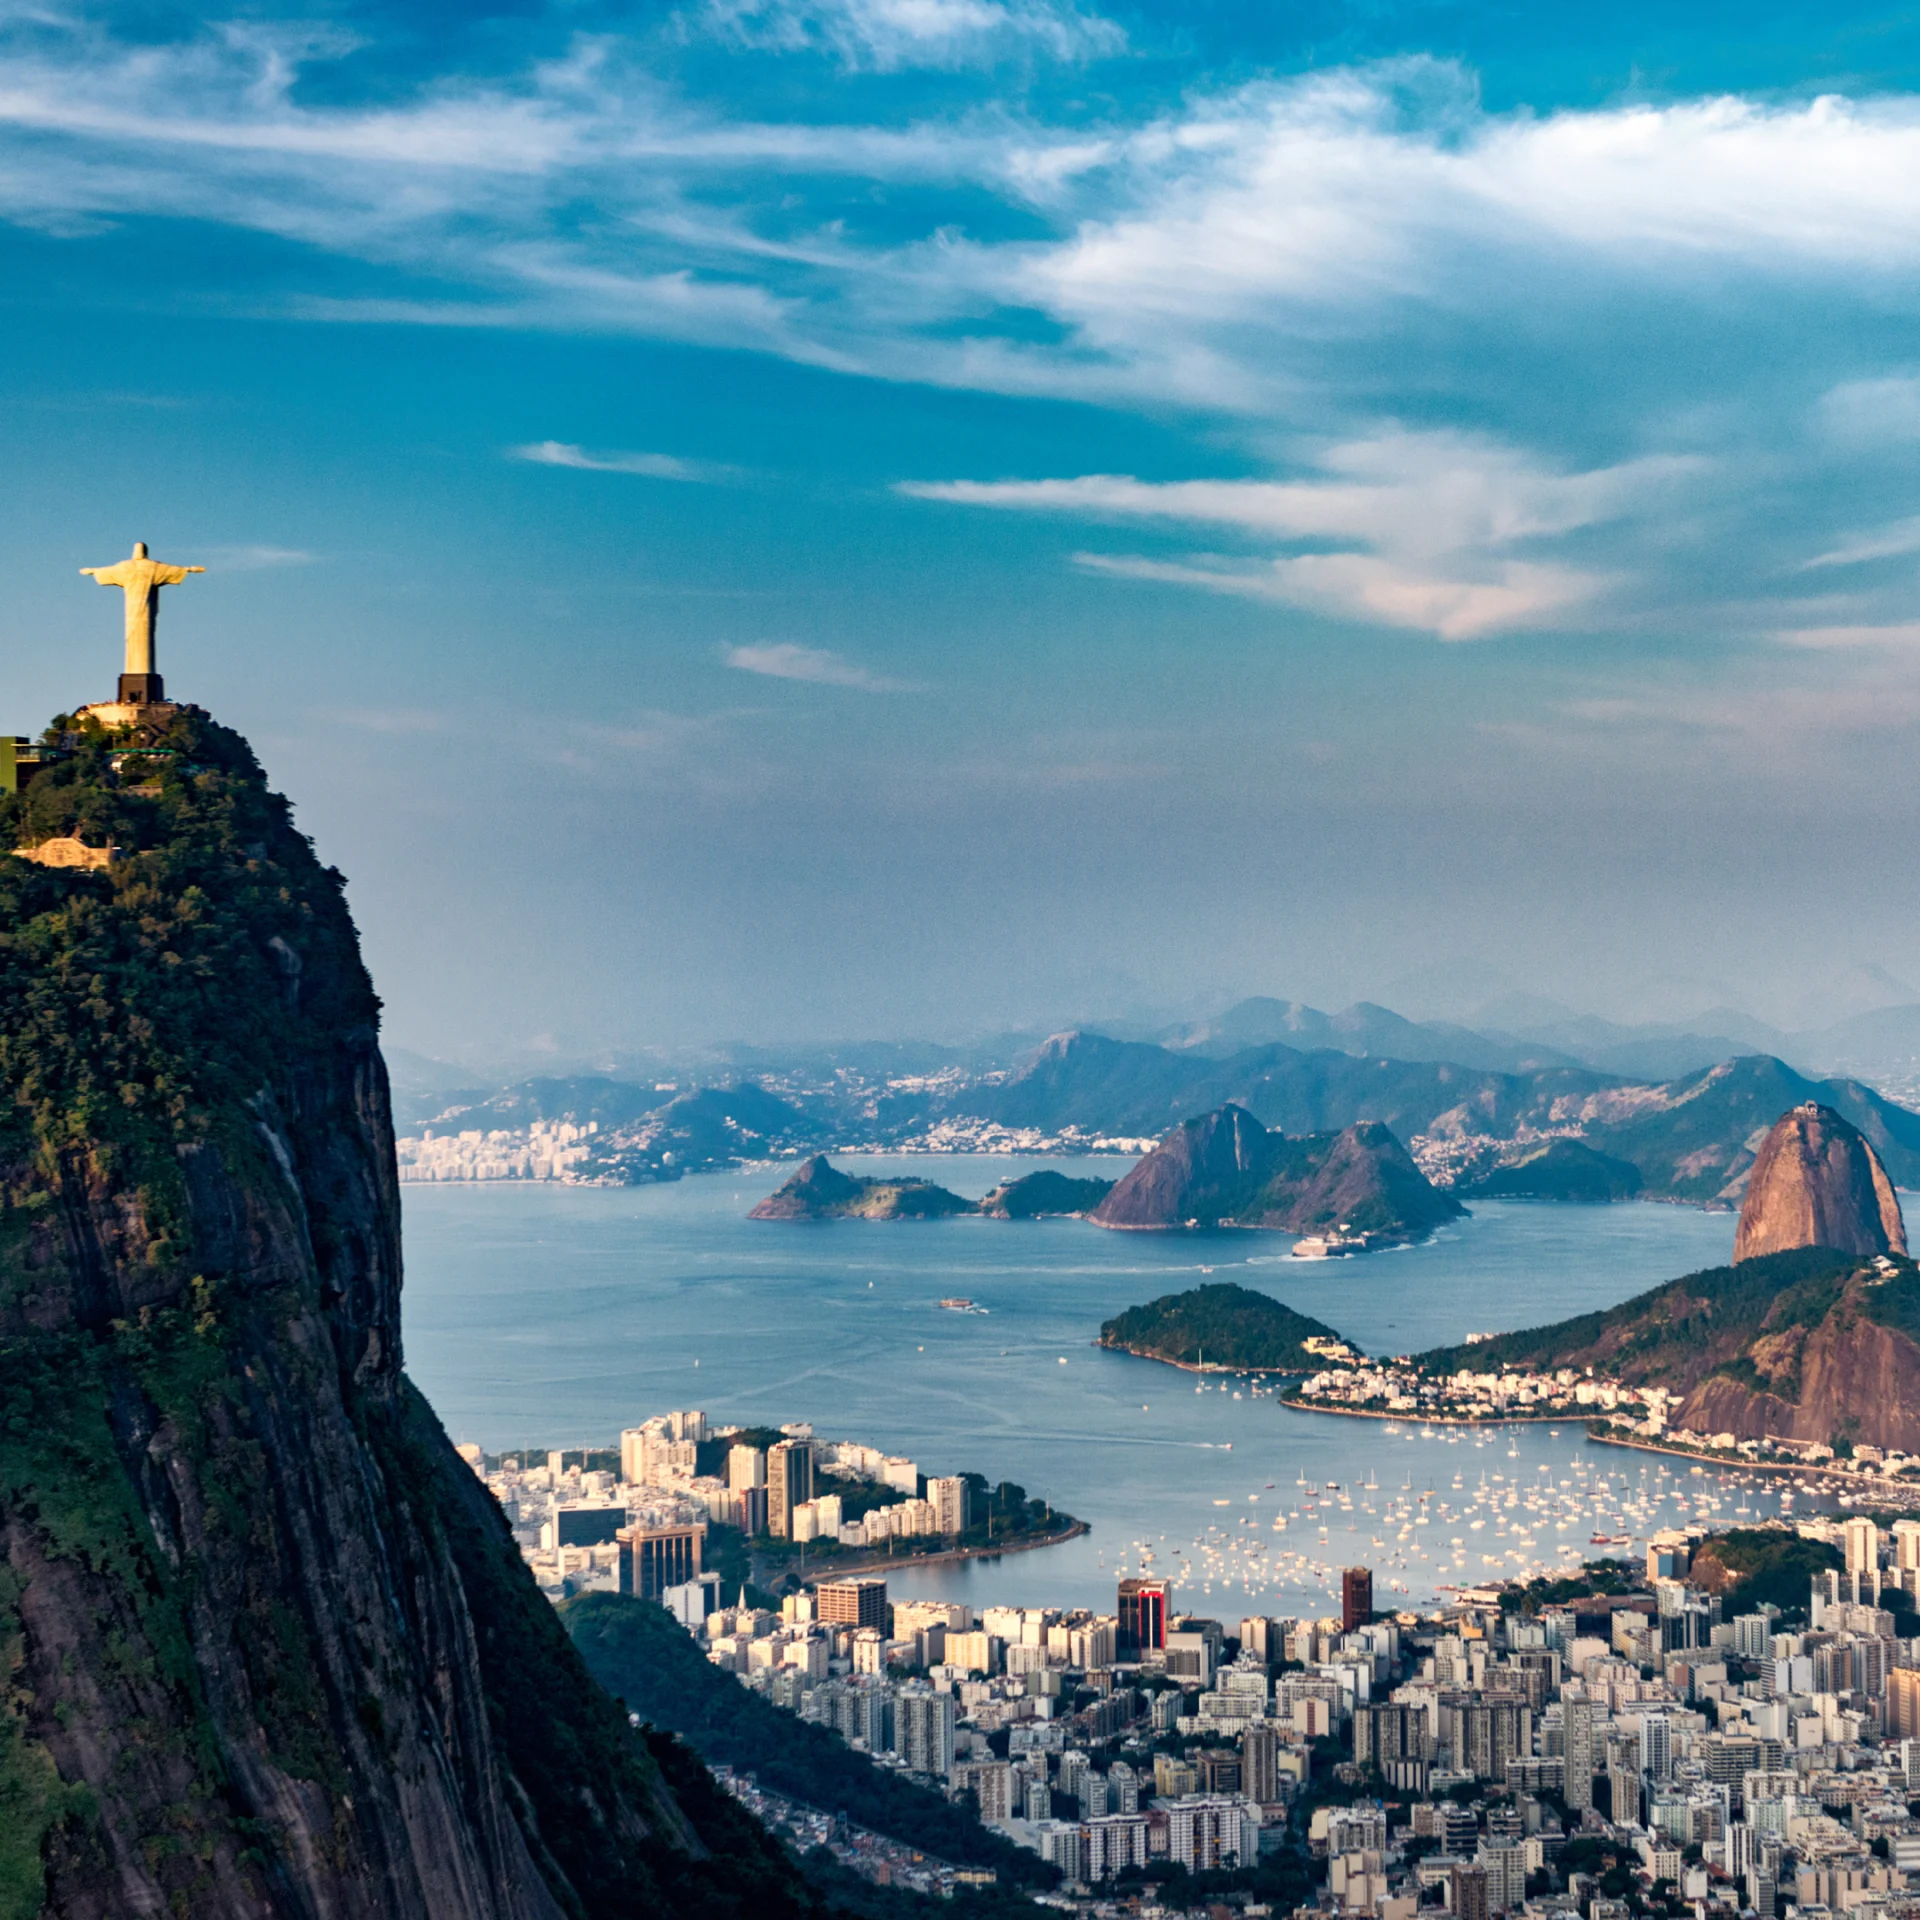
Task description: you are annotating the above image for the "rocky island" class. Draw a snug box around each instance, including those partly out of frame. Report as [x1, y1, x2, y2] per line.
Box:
[977, 1168, 1115, 1217]
[1088, 1103, 1464, 1245]
[1099, 1281, 1356, 1372]
[748, 1153, 974, 1218]
[748, 1156, 1112, 1219]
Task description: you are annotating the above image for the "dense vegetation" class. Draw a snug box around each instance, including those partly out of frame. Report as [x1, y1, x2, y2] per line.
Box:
[1415, 1248, 1859, 1388]
[563, 1594, 1053, 1891]
[1099, 1282, 1350, 1371]
[977, 1171, 1114, 1217]
[1688, 1528, 1845, 1616]
[0, 710, 378, 1277]
[1461, 1140, 1642, 1203]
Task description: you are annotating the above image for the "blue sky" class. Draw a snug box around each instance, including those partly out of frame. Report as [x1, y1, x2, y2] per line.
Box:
[8, 0, 1920, 1056]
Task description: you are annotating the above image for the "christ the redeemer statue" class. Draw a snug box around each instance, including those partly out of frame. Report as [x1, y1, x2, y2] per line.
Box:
[81, 541, 204, 706]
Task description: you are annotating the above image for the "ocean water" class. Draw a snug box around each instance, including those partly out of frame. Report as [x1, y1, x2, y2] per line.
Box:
[401, 1158, 1815, 1617]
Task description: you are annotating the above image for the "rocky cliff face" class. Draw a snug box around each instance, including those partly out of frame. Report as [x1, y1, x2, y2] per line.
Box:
[1673, 1267, 1920, 1452]
[0, 711, 813, 1920]
[1090, 1105, 1462, 1240]
[1733, 1101, 1908, 1262]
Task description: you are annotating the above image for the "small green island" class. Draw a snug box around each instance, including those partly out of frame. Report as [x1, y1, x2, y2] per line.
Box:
[1097, 1280, 1360, 1372]
[978, 1169, 1115, 1217]
[749, 1156, 1114, 1221]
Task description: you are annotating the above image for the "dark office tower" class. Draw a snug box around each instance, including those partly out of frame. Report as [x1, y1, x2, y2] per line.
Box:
[1451, 1866, 1490, 1920]
[1342, 1565, 1374, 1631]
[1118, 1578, 1170, 1660]
[768, 1437, 814, 1539]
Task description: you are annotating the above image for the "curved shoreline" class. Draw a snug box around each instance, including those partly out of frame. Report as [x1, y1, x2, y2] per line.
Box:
[1277, 1397, 1572, 1428]
[1584, 1428, 1920, 1497]
[766, 1519, 1090, 1583]
[1095, 1340, 1313, 1376]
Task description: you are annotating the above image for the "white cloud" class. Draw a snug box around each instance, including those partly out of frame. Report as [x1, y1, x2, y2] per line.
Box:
[904, 432, 1691, 637]
[723, 642, 910, 688]
[1074, 550, 1595, 640]
[1777, 622, 1920, 648]
[690, 0, 1124, 69]
[1799, 517, 1920, 569]
[511, 440, 743, 483]
[201, 543, 316, 569]
[16, 20, 1920, 640]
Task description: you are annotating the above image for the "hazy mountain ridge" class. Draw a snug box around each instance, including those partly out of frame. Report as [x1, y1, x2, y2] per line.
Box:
[390, 993, 1920, 1202]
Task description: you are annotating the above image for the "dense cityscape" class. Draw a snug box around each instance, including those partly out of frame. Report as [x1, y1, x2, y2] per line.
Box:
[465, 1403, 1920, 1919]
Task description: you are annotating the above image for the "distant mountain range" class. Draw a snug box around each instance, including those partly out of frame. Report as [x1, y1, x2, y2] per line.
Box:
[1147, 993, 1920, 1088]
[391, 992, 1920, 1203]
[963, 1035, 1920, 1202]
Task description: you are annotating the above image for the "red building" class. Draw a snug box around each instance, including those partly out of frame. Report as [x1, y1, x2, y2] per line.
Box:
[1118, 1578, 1170, 1660]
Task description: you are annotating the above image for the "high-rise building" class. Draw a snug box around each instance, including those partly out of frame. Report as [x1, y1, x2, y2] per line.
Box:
[894, 1688, 956, 1777]
[1890, 1667, 1920, 1740]
[1451, 1864, 1491, 1920]
[1893, 1520, 1920, 1601]
[1563, 1698, 1595, 1812]
[1117, 1579, 1170, 1660]
[1641, 1712, 1673, 1783]
[817, 1578, 889, 1630]
[768, 1438, 814, 1538]
[929, 1475, 971, 1536]
[1242, 1725, 1280, 1804]
[1355, 1702, 1431, 1769]
[728, 1444, 766, 1491]
[618, 1521, 705, 1600]
[1844, 1515, 1882, 1603]
[1342, 1566, 1373, 1631]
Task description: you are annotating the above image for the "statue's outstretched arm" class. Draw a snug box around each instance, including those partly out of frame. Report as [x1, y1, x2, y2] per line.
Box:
[155, 566, 206, 585]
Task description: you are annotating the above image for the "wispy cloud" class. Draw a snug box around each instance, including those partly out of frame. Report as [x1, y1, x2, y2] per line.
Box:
[510, 440, 744, 483]
[1074, 551, 1596, 640]
[202, 543, 316, 570]
[724, 641, 910, 689]
[689, 0, 1124, 70]
[904, 434, 1695, 637]
[1799, 517, 1920, 570]
[18, 18, 1920, 642]
[1778, 622, 1920, 648]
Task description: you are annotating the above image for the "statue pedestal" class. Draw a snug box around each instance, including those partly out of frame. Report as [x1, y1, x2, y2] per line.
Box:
[74, 699, 180, 732]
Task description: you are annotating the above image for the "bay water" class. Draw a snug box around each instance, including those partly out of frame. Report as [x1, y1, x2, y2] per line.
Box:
[401, 1157, 1817, 1618]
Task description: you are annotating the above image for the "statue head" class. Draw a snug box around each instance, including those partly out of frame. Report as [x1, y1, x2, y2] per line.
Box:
[132, 542, 148, 558]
